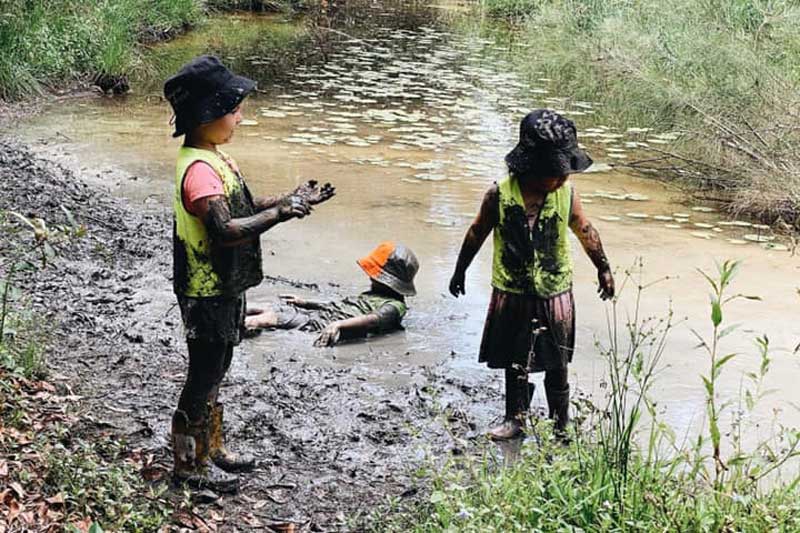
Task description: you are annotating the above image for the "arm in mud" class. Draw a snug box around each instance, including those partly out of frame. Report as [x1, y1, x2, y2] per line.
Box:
[280, 294, 334, 310]
[314, 305, 402, 347]
[569, 189, 615, 300]
[449, 185, 499, 297]
[196, 195, 311, 247]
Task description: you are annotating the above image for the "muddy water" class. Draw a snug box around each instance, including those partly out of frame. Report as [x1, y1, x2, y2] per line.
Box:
[13, 8, 800, 442]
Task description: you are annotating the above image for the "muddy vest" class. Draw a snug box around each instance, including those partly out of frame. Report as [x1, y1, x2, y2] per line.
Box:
[173, 147, 263, 297]
[492, 176, 573, 297]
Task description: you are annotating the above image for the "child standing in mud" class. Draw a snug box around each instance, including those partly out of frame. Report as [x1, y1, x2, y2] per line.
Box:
[244, 241, 419, 346]
[164, 55, 335, 492]
[449, 109, 614, 441]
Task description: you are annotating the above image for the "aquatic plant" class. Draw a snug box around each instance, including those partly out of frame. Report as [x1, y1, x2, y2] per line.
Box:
[382, 261, 800, 531]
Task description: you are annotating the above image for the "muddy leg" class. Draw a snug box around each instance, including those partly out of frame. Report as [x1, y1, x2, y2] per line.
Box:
[173, 339, 239, 492]
[243, 306, 281, 330]
[207, 342, 255, 473]
[544, 366, 570, 439]
[489, 366, 529, 441]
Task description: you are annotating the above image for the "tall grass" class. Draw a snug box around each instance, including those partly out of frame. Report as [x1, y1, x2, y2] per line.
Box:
[382, 261, 800, 531]
[0, 0, 203, 100]
[477, 0, 800, 229]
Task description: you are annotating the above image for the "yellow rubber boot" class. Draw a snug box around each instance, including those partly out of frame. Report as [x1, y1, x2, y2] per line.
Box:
[172, 409, 240, 493]
[209, 403, 256, 473]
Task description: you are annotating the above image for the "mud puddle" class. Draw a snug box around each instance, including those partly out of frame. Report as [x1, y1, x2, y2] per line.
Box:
[5, 0, 800, 519]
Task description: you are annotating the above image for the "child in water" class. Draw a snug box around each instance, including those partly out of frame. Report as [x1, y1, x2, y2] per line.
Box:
[245, 241, 419, 346]
[449, 109, 614, 440]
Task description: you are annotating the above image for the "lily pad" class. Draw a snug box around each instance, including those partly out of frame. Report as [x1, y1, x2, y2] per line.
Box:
[743, 234, 774, 243]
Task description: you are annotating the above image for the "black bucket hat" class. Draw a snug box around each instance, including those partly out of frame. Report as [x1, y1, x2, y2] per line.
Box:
[505, 109, 593, 178]
[164, 55, 256, 138]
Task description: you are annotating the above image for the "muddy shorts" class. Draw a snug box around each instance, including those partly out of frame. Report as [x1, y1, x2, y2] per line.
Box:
[177, 293, 246, 345]
[478, 288, 575, 371]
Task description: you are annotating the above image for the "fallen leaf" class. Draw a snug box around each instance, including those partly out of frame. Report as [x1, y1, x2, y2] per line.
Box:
[46, 494, 65, 506]
[241, 513, 262, 527]
[9, 482, 24, 499]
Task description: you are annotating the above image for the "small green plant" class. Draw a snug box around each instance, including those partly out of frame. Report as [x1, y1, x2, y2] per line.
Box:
[0, 209, 84, 378]
[383, 261, 800, 531]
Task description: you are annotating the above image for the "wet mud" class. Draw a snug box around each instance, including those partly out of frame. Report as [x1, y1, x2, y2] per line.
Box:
[0, 139, 505, 530]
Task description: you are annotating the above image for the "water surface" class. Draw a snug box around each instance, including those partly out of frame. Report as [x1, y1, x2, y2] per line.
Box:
[13, 6, 800, 443]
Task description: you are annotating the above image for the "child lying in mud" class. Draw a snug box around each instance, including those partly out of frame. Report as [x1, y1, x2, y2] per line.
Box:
[244, 241, 419, 346]
[449, 109, 614, 441]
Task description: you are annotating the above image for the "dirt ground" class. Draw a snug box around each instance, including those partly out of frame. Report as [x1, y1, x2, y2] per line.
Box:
[0, 137, 508, 531]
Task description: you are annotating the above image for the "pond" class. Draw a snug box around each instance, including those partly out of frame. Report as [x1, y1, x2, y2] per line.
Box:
[12, 2, 800, 445]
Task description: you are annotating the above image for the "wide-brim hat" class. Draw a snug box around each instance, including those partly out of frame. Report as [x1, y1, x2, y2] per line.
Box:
[164, 55, 256, 138]
[505, 109, 593, 178]
[357, 241, 419, 297]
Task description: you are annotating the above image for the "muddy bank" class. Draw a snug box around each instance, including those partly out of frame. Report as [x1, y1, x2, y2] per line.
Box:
[0, 138, 507, 530]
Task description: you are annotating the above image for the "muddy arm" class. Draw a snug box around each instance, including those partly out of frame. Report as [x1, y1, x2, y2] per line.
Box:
[449, 185, 499, 296]
[314, 304, 402, 346]
[194, 195, 310, 247]
[253, 193, 290, 211]
[569, 189, 615, 299]
[280, 295, 334, 310]
[314, 315, 379, 347]
[254, 181, 336, 212]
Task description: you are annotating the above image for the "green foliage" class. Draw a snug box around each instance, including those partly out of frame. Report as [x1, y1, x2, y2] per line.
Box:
[476, 0, 800, 226]
[384, 261, 800, 531]
[0, 209, 84, 378]
[45, 439, 170, 531]
[478, 0, 541, 19]
[0, 0, 203, 99]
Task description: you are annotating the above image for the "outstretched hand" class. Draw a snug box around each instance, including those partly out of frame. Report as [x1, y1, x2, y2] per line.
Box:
[314, 323, 341, 347]
[279, 294, 303, 306]
[449, 270, 466, 298]
[598, 267, 615, 300]
[277, 195, 312, 221]
[294, 180, 336, 206]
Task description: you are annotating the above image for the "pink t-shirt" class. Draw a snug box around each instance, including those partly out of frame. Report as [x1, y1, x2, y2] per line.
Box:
[182, 161, 224, 216]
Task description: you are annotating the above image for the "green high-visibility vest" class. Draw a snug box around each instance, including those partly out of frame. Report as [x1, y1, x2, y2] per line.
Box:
[172, 147, 263, 297]
[491, 176, 573, 297]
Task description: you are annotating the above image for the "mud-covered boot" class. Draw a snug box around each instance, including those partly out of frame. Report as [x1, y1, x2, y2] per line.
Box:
[545, 385, 571, 442]
[488, 369, 531, 441]
[209, 403, 255, 473]
[172, 410, 240, 493]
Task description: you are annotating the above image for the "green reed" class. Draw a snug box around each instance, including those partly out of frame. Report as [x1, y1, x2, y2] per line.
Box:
[382, 261, 800, 532]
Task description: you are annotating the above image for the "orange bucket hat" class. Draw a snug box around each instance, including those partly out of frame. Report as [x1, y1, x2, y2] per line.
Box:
[357, 241, 419, 297]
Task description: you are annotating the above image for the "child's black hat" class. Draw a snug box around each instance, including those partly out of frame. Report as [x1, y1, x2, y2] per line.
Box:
[164, 55, 256, 138]
[505, 109, 593, 178]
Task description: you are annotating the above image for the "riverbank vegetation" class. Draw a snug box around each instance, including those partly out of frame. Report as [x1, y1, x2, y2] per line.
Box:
[0, 0, 303, 101]
[478, 0, 800, 230]
[385, 261, 800, 531]
[0, 212, 174, 531]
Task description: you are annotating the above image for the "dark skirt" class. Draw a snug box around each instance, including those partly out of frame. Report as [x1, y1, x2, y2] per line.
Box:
[479, 288, 575, 371]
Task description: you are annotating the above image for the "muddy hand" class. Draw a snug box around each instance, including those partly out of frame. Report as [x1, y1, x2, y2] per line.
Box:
[449, 270, 466, 297]
[314, 324, 341, 347]
[597, 267, 615, 300]
[279, 294, 302, 306]
[278, 195, 312, 221]
[294, 180, 336, 206]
